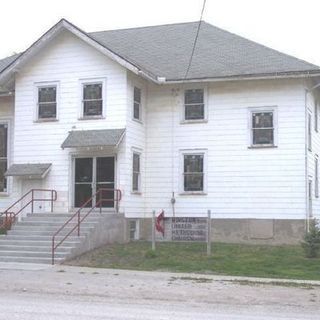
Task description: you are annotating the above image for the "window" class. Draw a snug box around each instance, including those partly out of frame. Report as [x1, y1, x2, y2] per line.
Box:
[183, 154, 204, 192]
[315, 100, 318, 132]
[0, 124, 8, 193]
[308, 112, 312, 151]
[133, 87, 141, 121]
[132, 152, 141, 192]
[129, 220, 139, 240]
[251, 111, 274, 146]
[316, 156, 319, 198]
[38, 86, 57, 119]
[82, 83, 103, 117]
[184, 89, 204, 121]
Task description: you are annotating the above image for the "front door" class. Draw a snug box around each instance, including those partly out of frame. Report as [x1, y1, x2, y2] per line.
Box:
[74, 157, 115, 208]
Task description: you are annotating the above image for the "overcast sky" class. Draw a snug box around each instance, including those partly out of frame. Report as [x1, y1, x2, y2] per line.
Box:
[0, 0, 319, 66]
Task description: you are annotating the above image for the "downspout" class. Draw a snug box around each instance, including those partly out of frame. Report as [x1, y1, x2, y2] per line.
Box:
[304, 88, 309, 232]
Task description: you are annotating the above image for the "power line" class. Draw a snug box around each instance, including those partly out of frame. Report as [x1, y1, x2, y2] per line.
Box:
[183, 0, 207, 80]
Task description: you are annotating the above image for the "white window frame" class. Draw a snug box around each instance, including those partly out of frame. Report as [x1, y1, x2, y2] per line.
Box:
[78, 78, 107, 120]
[132, 150, 141, 193]
[34, 81, 59, 122]
[248, 106, 278, 148]
[133, 86, 142, 122]
[181, 86, 208, 124]
[308, 111, 312, 152]
[0, 119, 10, 196]
[179, 149, 207, 195]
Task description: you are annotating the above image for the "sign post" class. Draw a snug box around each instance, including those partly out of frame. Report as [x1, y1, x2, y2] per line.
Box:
[151, 210, 156, 251]
[207, 210, 212, 256]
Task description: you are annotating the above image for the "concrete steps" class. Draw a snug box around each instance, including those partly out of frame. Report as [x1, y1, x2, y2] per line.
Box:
[0, 212, 110, 264]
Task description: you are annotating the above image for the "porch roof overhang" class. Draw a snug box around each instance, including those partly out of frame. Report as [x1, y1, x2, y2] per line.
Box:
[61, 128, 125, 149]
[5, 163, 52, 179]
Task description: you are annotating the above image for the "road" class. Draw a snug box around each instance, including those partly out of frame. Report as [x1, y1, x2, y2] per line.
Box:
[0, 263, 319, 319]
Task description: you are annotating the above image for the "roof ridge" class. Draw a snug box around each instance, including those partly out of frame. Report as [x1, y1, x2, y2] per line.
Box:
[89, 20, 200, 34]
[202, 21, 319, 69]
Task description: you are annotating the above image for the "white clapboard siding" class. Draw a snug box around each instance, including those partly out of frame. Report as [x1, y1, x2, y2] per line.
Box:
[13, 30, 128, 212]
[0, 96, 20, 210]
[123, 73, 147, 217]
[144, 79, 307, 219]
[306, 88, 320, 220]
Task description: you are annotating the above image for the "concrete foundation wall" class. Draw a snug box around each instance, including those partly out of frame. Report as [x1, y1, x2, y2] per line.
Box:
[65, 213, 129, 261]
[139, 218, 306, 245]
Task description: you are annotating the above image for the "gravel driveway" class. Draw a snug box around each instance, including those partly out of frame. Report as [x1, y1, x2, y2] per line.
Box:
[0, 263, 319, 319]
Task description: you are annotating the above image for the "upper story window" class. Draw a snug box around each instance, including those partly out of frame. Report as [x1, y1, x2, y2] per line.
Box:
[250, 110, 275, 147]
[308, 112, 312, 151]
[133, 87, 141, 121]
[82, 82, 103, 117]
[0, 123, 8, 193]
[132, 152, 141, 192]
[183, 153, 204, 192]
[184, 89, 205, 121]
[38, 86, 57, 120]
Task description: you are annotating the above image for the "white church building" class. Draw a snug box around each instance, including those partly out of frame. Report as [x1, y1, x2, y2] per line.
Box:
[1, 19, 320, 254]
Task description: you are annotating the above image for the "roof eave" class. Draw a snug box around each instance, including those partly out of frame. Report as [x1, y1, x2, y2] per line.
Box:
[0, 19, 160, 85]
[163, 70, 320, 84]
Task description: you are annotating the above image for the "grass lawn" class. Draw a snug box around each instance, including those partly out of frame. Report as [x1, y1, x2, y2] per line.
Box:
[67, 241, 320, 281]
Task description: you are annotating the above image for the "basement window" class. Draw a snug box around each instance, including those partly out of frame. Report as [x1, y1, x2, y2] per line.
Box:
[38, 86, 57, 120]
[129, 220, 139, 240]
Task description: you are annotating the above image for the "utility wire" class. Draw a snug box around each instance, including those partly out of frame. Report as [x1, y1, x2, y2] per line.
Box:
[183, 0, 207, 80]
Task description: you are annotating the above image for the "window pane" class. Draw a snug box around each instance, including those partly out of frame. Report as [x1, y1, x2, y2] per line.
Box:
[134, 102, 140, 120]
[184, 174, 203, 191]
[252, 112, 273, 128]
[96, 157, 114, 182]
[134, 87, 141, 103]
[133, 153, 140, 172]
[75, 158, 93, 183]
[132, 172, 139, 191]
[38, 103, 56, 119]
[253, 128, 274, 145]
[83, 83, 102, 100]
[185, 104, 204, 120]
[83, 100, 102, 116]
[74, 184, 92, 208]
[0, 125, 7, 158]
[38, 87, 56, 103]
[184, 155, 203, 173]
[0, 159, 7, 192]
[185, 89, 204, 104]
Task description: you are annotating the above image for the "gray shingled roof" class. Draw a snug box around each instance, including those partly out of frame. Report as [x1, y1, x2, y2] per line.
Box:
[61, 128, 125, 149]
[5, 163, 52, 177]
[0, 21, 319, 81]
[89, 21, 320, 80]
[0, 53, 20, 73]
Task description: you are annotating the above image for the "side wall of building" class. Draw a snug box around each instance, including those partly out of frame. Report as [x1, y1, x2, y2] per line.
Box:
[144, 79, 307, 221]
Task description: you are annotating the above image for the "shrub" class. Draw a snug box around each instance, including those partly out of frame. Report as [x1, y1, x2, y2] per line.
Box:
[301, 219, 320, 258]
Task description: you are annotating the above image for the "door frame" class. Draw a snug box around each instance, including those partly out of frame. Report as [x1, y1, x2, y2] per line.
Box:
[70, 153, 117, 210]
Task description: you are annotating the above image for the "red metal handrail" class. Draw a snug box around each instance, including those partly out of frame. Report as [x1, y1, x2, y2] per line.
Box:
[51, 188, 122, 264]
[0, 189, 57, 230]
